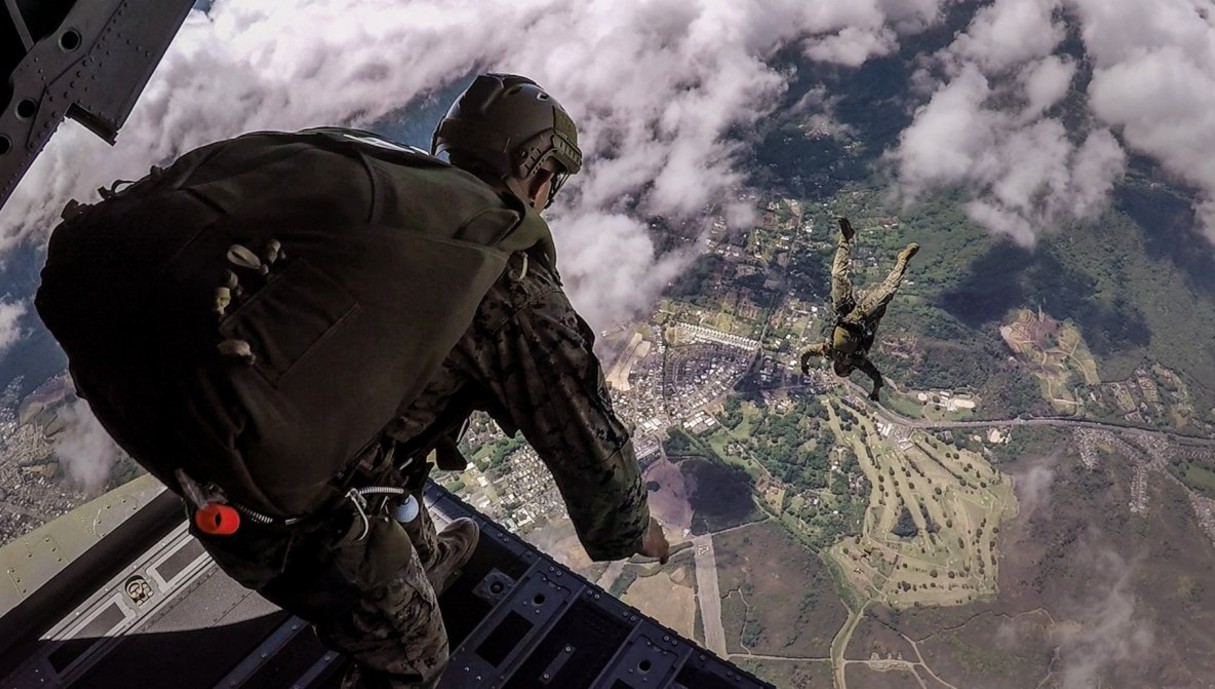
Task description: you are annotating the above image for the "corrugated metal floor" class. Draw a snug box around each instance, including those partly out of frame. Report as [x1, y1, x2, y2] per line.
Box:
[2, 485, 773, 689]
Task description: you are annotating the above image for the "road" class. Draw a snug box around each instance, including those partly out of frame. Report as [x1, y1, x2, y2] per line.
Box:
[692, 533, 728, 657]
[827, 378, 1215, 447]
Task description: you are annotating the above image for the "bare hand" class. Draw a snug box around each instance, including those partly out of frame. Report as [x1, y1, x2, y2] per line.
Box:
[637, 517, 670, 564]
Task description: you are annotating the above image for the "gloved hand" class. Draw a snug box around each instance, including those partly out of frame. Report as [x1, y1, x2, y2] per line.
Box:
[869, 387, 881, 402]
[637, 517, 670, 564]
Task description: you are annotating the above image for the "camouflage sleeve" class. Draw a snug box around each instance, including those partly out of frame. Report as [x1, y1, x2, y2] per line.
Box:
[454, 260, 650, 562]
[855, 356, 884, 396]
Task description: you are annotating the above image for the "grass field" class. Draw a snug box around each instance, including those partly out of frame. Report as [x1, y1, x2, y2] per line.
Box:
[735, 658, 833, 689]
[845, 663, 926, 689]
[999, 308, 1101, 414]
[1178, 464, 1215, 499]
[822, 397, 1017, 609]
[714, 521, 849, 657]
[620, 556, 698, 639]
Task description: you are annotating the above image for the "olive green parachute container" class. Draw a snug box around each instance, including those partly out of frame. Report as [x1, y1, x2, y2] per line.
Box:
[35, 128, 554, 517]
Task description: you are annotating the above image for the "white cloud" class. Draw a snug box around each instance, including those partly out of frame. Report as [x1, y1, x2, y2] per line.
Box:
[1078, 0, 1215, 238]
[0, 298, 26, 356]
[53, 399, 123, 495]
[790, 86, 856, 140]
[893, 65, 1000, 193]
[1016, 463, 1056, 517]
[805, 26, 898, 67]
[1057, 547, 1154, 689]
[951, 0, 1065, 75]
[1021, 55, 1077, 121]
[0, 0, 958, 329]
[1066, 128, 1126, 218]
[7, 0, 1215, 332]
[890, 0, 1133, 244]
[889, 0, 1215, 244]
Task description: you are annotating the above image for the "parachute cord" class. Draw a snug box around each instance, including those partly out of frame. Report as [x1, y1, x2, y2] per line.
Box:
[355, 486, 408, 497]
[508, 252, 528, 281]
[212, 486, 405, 532]
[232, 506, 273, 525]
[231, 503, 302, 526]
[346, 488, 371, 541]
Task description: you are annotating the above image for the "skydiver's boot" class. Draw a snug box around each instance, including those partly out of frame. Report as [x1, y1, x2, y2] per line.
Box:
[424, 518, 480, 594]
[898, 243, 919, 264]
[838, 217, 855, 242]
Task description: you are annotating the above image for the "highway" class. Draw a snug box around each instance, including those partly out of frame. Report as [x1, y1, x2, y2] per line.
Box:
[824, 378, 1215, 447]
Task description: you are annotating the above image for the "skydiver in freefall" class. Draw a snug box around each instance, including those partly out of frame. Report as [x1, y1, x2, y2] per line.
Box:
[800, 218, 918, 402]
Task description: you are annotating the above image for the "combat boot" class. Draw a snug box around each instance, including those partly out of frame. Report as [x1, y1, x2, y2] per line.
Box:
[426, 517, 479, 594]
[838, 217, 855, 242]
[898, 243, 919, 263]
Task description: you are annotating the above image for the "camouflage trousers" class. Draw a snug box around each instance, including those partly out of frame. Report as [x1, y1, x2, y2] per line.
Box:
[831, 231, 911, 328]
[193, 487, 449, 689]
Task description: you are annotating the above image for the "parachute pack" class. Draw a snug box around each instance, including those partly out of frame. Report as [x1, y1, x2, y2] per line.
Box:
[35, 128, 554, 518]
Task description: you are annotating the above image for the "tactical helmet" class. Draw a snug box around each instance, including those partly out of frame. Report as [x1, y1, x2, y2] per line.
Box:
[432, 73, 582, 208]
[832, 325, 859, 354]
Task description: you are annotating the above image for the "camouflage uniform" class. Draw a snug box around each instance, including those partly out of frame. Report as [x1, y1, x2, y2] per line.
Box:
[387, 252, 649, 562]
[198, 249, 649, 689]
[800, 224, 916, 398]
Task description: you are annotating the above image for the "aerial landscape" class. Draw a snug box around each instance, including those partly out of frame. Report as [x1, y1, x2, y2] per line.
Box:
[4, 1, 1215, 688]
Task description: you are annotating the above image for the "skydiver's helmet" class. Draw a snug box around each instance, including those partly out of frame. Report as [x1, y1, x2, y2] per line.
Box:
[832, 325, 859, 354]
[432, 73, 583, 208]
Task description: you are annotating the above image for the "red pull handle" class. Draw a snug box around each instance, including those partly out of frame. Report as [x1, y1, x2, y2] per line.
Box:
[195, 503, 241, 535]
